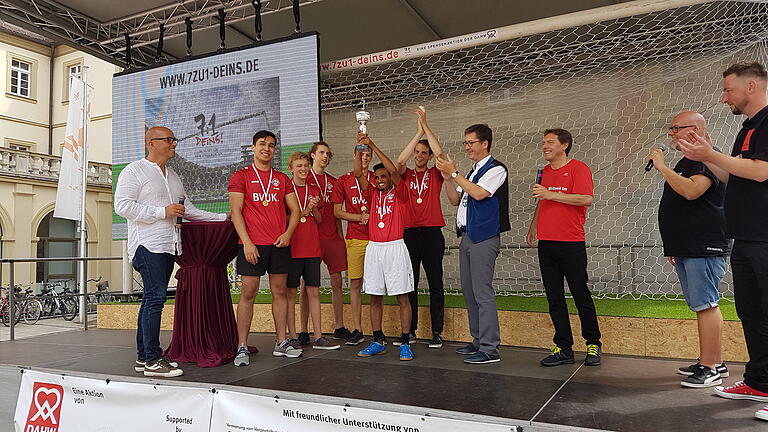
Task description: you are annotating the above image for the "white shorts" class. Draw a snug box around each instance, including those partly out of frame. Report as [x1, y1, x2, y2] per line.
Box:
[363, 239, 414, 296]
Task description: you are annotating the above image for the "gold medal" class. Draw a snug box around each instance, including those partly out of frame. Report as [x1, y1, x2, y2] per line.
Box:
[360, 206, 367, 212]
[378, 221, 385, 229]
[300, 216, 307, 223]
[416, 197, 423, 204]
[262, 200, 269, 207]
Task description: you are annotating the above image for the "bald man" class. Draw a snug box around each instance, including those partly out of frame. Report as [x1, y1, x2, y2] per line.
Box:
[115, 126, 227, 378]
[649, 112, 729, 389]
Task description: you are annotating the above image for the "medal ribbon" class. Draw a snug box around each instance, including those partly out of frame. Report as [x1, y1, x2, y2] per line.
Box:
[292, 181, 309, 215]
[415, 169, 429, 200]
[253, 164, 273, 203]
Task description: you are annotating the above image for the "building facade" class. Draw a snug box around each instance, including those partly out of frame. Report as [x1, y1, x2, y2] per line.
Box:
[0, 24, 122, 291]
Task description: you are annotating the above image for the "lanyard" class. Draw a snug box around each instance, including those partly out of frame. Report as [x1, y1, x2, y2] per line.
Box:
[292, 181, 309, 213]
[253, 164, 274, 206]
[311, 170, 328, 202]
[414, 168, 429, 201]
[354, 177, 366, 209]
[377, 187, 394, 224]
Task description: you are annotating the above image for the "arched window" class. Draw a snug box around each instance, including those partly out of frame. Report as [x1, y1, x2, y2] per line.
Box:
[36, 212, 80, 282]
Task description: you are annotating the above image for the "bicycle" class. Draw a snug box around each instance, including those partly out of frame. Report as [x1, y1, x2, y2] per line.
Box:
[13, 285, 43, 325]
[0, 287, 22, 327]
[40, 281, 77, 321]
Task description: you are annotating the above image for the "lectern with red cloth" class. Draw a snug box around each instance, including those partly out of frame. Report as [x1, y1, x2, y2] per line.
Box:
[164, 221, 251, 367]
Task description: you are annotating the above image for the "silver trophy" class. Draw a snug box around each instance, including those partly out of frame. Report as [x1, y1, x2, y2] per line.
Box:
[355, 100, 370, 134]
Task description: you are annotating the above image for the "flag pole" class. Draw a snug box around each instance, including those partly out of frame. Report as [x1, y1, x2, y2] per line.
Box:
[78, 66, 90, 329]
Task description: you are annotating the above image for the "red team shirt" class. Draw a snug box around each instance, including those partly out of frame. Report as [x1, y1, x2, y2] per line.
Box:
[307, 171, 340, 240]
[403, 166, 445, 228]
[289, 182, 323, 258]
[364, 180, 411, 243]
[331, 171, 374, 241]
[227, 165, 294, 245]
[536, 159, 593, 242]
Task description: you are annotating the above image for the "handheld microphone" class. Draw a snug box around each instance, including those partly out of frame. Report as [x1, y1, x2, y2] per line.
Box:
[644, 144, 667, 172]
[535, 165, 545, 185]
[175, 196, 185, 228]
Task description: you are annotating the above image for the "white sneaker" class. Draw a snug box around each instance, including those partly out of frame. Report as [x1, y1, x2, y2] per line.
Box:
[273, 340, 302, 358]
[756, 406, 768, 421]
[234, 346, 250, 367]
[143, 358, 183, 378]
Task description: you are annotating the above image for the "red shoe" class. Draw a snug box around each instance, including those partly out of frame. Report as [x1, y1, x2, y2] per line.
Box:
[714, 381, 768, 402]
[756, 406, 768, 421]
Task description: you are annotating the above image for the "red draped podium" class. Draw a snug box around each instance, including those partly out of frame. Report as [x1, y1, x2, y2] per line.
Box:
[165, 221, 242, 367]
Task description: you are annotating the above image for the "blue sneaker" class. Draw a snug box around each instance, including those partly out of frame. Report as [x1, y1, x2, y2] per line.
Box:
[357, 341, 386, 357]
[399, 344, 414, 361]
[455, 343, 479, 355]
[464, 351, 500, 364]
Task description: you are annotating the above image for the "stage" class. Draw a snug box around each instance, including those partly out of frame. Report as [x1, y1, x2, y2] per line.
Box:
[0, 329, 764, 431]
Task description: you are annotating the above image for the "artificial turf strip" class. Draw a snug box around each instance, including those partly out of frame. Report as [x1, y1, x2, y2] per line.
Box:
[218, 293, 739, 321]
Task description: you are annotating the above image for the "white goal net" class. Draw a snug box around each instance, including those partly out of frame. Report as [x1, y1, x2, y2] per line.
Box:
[315, 0, 768, 299]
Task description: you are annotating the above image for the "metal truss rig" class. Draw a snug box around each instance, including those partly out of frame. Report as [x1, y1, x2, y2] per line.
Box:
[0, 0, 323, 67]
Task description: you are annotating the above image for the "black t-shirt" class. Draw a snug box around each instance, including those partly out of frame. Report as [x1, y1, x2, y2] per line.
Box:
[725, 105, 768, 241]
[658, 157, 728, 257]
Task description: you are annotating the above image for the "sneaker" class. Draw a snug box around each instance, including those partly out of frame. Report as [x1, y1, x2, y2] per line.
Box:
[714, 381, 768, 402]
[428, 333, 443, 349]
[681, 365, 721, 388]
[399, 344, 414, 361]
[288, 338, 302, 350]
[755, 406, 768, 421]
[455, 343, 479, 355]
[143, 358, 183, 378]
[678, 361, 729, 378]
[345, 329, 365, 346]
[273, 340, 302, 358]
[392, 333, 417, 346]
[585, 344, 601, 366]
[464, 351, 501, 364]
[297, 332, 311, 346]
[135, 358, 178, 372]
[357, 341, 386, 357]
[234, 346, 250, 367]
[312, 337, 341, 350]
[333, 327, 352, 341]
[540, 346, 575, 367]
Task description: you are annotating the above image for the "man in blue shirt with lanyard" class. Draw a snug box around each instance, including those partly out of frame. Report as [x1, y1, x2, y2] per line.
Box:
[436, 124, 510, 364]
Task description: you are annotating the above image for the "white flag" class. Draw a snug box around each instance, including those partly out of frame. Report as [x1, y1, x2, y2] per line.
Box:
[54, 76, 91, 221]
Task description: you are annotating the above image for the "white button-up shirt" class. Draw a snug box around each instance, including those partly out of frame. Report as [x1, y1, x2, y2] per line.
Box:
[114, 158, 226, 260]
[456, 154, 507, 229]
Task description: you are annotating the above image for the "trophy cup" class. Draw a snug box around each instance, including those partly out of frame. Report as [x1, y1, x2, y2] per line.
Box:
[355, 100, 370, 134]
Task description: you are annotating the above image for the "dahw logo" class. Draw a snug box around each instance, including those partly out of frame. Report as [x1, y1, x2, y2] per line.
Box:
[24, 382, 64, 432]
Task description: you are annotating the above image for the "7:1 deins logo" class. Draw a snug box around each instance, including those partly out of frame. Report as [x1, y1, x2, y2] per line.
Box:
[24, 381, 64, 432]
[194, 112, 223, 146]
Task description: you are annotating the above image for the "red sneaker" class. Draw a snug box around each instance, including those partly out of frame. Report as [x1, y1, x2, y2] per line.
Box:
[756, 406, 768, 421]
[714, 381, 768, 402]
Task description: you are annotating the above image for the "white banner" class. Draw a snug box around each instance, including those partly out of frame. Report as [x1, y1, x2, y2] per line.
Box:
[54, 76, 91, 221]
[14, 370, 213, 432]
[210, 389, 514, 432]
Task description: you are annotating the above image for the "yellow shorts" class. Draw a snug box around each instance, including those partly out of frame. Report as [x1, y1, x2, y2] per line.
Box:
[345, 238, 369, 280]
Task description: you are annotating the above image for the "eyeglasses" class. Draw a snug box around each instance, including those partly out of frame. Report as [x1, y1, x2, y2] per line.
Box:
[150, 137, 178, 143]
[462, 139, 482, 146]
[668, 125, 695, 133]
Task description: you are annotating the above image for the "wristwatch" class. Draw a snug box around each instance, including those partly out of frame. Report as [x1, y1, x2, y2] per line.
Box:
[451, 170, 460, 179]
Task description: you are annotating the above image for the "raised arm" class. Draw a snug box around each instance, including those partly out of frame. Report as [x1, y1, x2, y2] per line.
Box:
[360, 132, 402, 184]
[418, 109, 445, 159]
[396, 111, 425, 174]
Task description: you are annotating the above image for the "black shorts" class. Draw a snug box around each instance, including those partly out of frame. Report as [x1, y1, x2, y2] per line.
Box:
[287, 257, 322, 288]
[236, 244, 292, 276]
